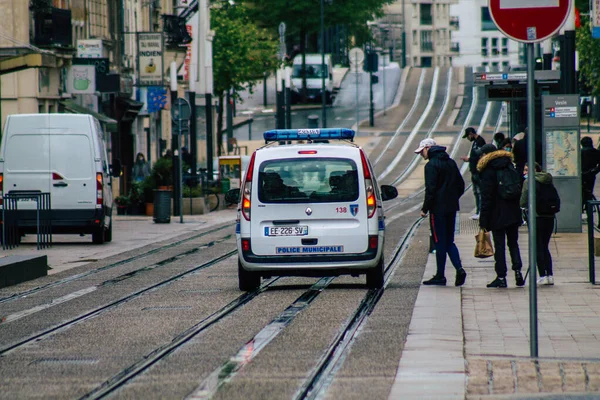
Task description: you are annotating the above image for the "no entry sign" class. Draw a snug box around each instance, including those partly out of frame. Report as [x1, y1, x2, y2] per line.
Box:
[489, 0, 571, 43]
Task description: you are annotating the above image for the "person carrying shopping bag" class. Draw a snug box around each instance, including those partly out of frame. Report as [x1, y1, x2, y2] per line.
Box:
[477, 144, 525, 288]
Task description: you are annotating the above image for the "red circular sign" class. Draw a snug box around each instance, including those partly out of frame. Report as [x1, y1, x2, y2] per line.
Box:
[489, 0, 571, 43]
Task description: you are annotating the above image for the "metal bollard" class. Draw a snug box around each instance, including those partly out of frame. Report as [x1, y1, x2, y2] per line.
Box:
[307, 115, 319, 129]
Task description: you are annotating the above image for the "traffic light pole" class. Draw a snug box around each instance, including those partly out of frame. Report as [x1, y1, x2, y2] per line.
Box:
[369, 68, 374, 127]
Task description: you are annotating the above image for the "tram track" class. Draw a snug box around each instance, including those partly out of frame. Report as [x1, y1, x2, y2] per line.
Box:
[77, 217, 424, 400]
[0, 222, 236, 305]
[0, 249, 238, 356]
[293, 217, 424, 400]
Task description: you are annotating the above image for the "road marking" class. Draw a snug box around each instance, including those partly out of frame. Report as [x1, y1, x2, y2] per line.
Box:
[0, 286, 97, 324]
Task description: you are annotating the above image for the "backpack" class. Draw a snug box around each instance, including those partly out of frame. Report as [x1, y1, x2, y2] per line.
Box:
[496, 164, 521, 200]
[536, 181, 561, 215]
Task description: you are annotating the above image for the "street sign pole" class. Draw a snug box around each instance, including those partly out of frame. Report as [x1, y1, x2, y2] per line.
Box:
[178, 100, 183, 224]
[488, 0, 571, 360]
[349, 47, 364, 136]
[526, 42, 538, 357]
[355, 56, 359, 136]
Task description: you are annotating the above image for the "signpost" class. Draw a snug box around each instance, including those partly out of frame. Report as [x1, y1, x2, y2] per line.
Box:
[489, 0, 571, 358]
[172, 98, 191, 223]
[349, 47, 364, 135]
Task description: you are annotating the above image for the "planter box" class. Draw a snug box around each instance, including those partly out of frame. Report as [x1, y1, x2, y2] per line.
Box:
[171, 197, 211, 215]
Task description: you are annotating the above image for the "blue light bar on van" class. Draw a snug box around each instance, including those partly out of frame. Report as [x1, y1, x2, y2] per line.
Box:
[263, 128, 355, 143]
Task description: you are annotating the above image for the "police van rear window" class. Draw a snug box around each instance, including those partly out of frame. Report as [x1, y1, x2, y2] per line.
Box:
[258, 158, 358, 203]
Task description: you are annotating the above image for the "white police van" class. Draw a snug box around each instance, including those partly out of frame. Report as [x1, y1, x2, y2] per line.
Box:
[225, 128, 398, 291]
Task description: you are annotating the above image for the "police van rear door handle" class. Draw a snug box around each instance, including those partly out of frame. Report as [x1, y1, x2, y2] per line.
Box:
[273, 220, 300, 225]
[302, 238, 318, 245]
[53, 182, 68, 187]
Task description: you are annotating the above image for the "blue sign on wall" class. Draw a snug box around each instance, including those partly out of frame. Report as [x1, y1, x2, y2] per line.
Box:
[147, 86, 167, 113]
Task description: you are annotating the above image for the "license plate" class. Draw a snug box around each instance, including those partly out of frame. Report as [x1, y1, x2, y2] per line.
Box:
[265, 225, 308, 237]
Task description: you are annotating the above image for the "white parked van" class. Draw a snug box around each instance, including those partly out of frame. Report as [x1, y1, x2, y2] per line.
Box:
[0, 114, 120, 244]
[291, 53, 334, 104]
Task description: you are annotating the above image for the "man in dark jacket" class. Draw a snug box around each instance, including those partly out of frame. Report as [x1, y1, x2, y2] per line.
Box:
[477, 144, 524, 288]
[512, 127, 543, 178]
[416, 138, 467, 287]
[460, 127, 486, 220]
[581, 136, 600, 210]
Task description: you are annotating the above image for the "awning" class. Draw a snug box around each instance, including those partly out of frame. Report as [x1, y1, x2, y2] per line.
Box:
[60, 100, 118, 132]
[0, 53, 59, 75]
[115, 97, 144, 123]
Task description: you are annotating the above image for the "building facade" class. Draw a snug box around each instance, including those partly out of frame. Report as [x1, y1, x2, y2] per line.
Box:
[449, 0, 520, 69]
[0, 0, 193, 195]
[378, 0, 457, 68]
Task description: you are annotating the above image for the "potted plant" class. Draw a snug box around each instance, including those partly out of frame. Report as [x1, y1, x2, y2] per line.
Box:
[181, 184, 211, 214]
[140, 175, 157, 216]
[151, 157, 173, 189]
[150, 157, 173, 223]
[114, 195, 130, 215]
[128, 182, 144, 215]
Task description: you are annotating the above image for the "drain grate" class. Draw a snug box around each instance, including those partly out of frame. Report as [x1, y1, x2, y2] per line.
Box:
[142, 306, 192, 311]
[31, 358, 99, 365]
[179, 289, 222, 294]
[457, 214, 480, 235]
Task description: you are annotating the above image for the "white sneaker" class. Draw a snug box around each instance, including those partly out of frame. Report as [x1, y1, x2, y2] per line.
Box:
[470, 214, 480, 220]
[537, 276, 548, 285]
[547, 276, 554, 285]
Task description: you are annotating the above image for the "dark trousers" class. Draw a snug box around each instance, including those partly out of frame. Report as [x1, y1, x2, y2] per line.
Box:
[536, 216, 554, 277]
[491, 222, 522, 278]
[430, 212, 463, 277]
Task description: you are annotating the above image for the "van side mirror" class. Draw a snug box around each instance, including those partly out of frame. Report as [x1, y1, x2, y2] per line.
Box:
[329, 73, 333, 80]
[225, 188, 240, 205]
[380, 184, 398, 201]
[110, 159, 122, 177]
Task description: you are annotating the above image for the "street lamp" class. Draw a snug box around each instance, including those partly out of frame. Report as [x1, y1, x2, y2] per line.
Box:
[320, 0, 332, 128]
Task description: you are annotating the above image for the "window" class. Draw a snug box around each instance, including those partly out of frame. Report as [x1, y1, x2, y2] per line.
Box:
[420, 4, 432, 25]
[258, 158, 358, 204]
[502, 38, 509, 55]
[482, 61, 489, 67]
[481, 38, 488, 57]
[492, 38, 499, 55]
[502, 61, 509, 68]
[492, 62, 499, 69]
[421, 31, 433, 51]
[421, 57, 432, 67]
[481, 7, 498, 31]
[412, 30, 418, 45]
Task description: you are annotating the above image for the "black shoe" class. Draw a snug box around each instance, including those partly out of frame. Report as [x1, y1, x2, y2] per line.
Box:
[423, 275, 447, 286]
[455, 268, 467, 287]
[515, 271, 525, 287]
[486, 277, 507, 288]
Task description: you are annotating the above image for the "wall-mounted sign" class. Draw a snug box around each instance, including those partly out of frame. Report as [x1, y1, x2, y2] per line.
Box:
[137, 32, 164, 86]
[67, 65, 96, 94]
[77, 39, 103, 58]
[593, 0, 600, 38]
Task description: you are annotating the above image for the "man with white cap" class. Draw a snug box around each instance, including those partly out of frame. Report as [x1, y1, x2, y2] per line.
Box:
[415, 138, 467, 286]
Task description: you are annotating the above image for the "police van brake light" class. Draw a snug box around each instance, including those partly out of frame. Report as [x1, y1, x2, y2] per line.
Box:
[263, 128, 355, 143]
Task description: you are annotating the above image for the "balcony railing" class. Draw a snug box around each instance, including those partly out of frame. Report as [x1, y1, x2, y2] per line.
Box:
[162, 15, 192, 48]
[31, 6, 72, 48]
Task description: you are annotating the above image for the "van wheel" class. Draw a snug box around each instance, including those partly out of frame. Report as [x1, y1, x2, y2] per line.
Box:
[238, 260, 260, 291]
[104, 222, 112, 243]
[366, 258, 384, 289]
[92, 227, 105, 244]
